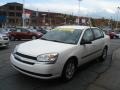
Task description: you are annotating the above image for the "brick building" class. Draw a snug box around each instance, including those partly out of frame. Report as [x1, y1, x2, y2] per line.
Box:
[0, 2, 78, 27]
[0, 2, 23, 27]
[24, 9, 77, 26]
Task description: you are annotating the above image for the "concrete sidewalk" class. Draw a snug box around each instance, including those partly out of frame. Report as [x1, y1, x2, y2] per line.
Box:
[87, 48, 120, 90]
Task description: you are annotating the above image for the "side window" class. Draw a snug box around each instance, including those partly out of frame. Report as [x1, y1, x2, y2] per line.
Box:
[21, 29, 28, 32]
[92, 28, 103, 39]
[82, 29, 94, 42]
[16, 29, 21, 32]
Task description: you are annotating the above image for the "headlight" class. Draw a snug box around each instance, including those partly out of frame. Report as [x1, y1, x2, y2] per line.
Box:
[13, 45, 19, 54]
[0, 36, 3, 40]
[38, 33, 41, 35]
[37, 53, 58, 64]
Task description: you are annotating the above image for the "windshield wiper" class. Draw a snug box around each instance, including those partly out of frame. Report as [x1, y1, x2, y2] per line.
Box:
[40, 37, 48, 40]
[51, 40, 67, 43]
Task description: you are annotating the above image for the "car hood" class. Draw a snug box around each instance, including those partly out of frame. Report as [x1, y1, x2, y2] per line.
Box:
[17, 39, 75, 57]
[0, 33, 7, 37]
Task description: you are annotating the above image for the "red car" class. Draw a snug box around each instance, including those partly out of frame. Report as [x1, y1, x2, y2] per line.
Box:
[108, 32, 118, 39]
[9, 28, 43, 40]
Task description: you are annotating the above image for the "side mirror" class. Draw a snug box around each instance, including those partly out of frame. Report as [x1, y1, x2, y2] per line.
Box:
[81, 39, 92, 45]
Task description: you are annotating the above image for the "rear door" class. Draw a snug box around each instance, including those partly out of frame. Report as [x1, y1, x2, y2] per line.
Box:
[91, 28, 105, 58]
[21, 29, 32, 39]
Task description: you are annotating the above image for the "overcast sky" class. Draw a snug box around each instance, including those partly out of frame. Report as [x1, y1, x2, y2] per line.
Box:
[0, 0, 120, 20]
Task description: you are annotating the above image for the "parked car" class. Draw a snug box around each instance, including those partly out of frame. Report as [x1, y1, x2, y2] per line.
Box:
[108, 32, 118, 39]
[9, 28, 43, 40]
[116, 33, 120, 39]
[0, 29, 9, 47]
[0, 28, 15, 37]
[37, 28, 48, 34]
[102, 30, 119, 39]
[10, 25, 110, 81]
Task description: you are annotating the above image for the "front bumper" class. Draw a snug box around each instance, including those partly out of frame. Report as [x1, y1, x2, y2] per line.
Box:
[10, 54, 61, 79]
[0, 40, 9, 47]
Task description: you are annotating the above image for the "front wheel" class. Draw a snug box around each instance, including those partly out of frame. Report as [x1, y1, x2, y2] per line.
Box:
[32, 36, 37, 40]
[99, 48, 107, 62]
[10, 36, 15, 41]
[61, 59, 76, 81]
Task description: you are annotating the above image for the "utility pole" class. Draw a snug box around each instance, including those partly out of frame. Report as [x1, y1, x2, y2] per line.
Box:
[22, 0, 25, 27]
[36, 8, 39, 26]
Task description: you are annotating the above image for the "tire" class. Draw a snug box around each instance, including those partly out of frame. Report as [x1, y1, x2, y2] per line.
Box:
[10, 36, 15, 41]
[99, 47, 107, 62]
[18, 39, 21, 41]
[32, 36, 37, 40]
[61, 59, 76, 81]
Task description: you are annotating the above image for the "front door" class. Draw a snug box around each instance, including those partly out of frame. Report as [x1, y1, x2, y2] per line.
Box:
[78, 29, 95, 65]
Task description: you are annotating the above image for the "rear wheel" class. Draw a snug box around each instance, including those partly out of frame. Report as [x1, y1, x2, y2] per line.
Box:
[18, 39, 21, 41]
[99, 47, 107, 62]
[61, 59, 76, 81]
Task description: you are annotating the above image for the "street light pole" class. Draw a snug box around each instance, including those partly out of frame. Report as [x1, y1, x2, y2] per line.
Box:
[42, 14, 46, 26]
[64, 17, 66, 24]
[77, 0, 82, 25]
[116, 7, 120, 30]
[36, 8, 39, 26]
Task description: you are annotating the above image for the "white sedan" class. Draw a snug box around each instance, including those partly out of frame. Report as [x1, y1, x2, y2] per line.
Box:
[116, 33, 120, 38]
[0, 29, 9, 48]
[10, 25, 110, 81]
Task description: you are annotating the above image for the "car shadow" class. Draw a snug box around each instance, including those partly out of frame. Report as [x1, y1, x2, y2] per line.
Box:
[0, 47, 8, 51]
[6, 59, 108, 90]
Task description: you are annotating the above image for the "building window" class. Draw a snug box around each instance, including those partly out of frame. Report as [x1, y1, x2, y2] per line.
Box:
[9, 6, 15, 10]
[0, 11, 6, 16]
[9, 12, 15, 16]
[16, 6, 22, 10]
[16, 13, 22, 17]
[32, 12, 36, 17]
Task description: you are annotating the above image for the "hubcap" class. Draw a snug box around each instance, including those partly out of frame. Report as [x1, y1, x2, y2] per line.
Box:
[103, 49, 107, 60]
[65, 62, 75, 79]
[32, 36, 36, 39]
[11, 36, 14, 40]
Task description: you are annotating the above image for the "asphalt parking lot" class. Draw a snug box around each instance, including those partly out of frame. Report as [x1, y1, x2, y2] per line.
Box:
[0, 39, 120, 90]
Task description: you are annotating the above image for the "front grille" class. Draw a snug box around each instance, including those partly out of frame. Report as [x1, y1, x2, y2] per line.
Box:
[14, 52, 37, 65]
[16, 52, 37, 60]
[14, 57, 34, 65]
[5, 43, 9, 45]
[3, 38, 8, 40]
[3, 36, 8, 40]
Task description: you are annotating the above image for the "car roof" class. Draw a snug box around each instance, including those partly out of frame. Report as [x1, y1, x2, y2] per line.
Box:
[57, 25, 97, 30]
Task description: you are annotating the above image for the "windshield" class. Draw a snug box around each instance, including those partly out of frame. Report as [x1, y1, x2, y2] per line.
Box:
[41, 28, 82, 44]
[29, 29, 37, 32]
[0, 28, 6, 33]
